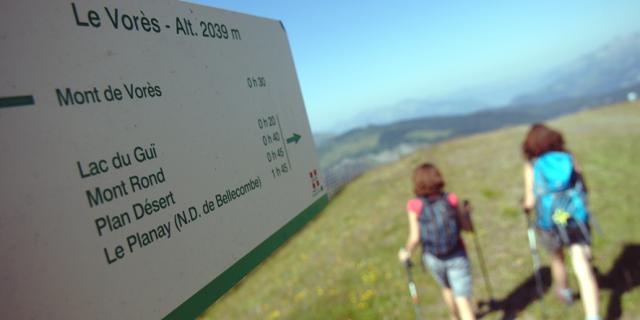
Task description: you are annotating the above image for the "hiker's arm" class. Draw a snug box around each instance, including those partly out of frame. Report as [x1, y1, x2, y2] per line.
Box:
[398, 210, 420, 262]
[523, 161, 535, 212]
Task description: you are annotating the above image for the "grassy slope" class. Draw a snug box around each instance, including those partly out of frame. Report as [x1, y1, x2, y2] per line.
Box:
[201, 102, 640, 319]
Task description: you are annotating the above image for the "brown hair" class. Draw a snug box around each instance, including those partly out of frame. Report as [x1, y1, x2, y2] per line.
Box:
[522, 123, 565, 160]
[412, 163, 445, 196]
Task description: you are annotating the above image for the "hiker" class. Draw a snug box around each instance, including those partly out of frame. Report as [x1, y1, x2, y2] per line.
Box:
[521, 123, 600, 320]
[398, 163, 476, 320]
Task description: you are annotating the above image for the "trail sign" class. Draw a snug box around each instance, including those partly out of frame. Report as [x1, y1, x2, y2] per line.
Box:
[0, 1, 327, 319]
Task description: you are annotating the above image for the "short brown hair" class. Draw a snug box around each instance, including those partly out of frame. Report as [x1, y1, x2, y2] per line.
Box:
[522, 123, 565, 160]
[413, 163, 445, 196]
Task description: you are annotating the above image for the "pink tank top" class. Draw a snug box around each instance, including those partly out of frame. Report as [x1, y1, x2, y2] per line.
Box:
[407, 192, 459, 216]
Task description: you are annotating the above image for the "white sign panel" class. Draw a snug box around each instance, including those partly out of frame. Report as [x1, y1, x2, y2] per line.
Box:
[0, 1, 327, 319]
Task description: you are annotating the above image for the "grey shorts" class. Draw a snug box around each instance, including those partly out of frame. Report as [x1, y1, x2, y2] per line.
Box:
[538, 225, 591, 253]
[422, 250, 472, 298]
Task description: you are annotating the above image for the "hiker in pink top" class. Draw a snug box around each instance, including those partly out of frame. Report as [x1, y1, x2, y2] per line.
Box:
[399, 162, 475, 320]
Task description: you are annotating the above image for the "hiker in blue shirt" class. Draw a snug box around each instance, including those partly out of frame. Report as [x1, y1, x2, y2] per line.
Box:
[399, 162, 475, 320]
[522, 123, 600, 320]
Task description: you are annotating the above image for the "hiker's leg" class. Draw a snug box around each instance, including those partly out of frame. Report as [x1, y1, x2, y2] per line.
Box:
[448, 253, 474, 320]
[539, 230, 573, 302]
[424, 253, 457, 318]
[442, 288, 459, 320]
[570, 244, 599, 318]
[454, 296, 476, 320]
[550, 249, 568, 290]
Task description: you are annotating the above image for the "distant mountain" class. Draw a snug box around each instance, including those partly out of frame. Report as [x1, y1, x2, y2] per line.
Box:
[319, 83, 640, 194]
[319, 82, 640, 168]
[327, 98, 491, 133]
[513, 33, 640, 105]
[377, 82, 640, 149]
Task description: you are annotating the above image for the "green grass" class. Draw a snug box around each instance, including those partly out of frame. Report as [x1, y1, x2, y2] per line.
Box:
[200, 102, 640, 319]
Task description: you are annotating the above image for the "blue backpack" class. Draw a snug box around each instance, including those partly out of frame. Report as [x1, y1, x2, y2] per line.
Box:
[533, 151, 590, 243]
[418, 193, 460, 257]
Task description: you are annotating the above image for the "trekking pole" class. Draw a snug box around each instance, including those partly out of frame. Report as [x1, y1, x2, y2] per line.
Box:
[464, 200, 497, 310]
[403, 258, 423, 320]
[524, 209, 547, 319]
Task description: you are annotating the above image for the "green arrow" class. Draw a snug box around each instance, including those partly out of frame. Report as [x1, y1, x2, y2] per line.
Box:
[286, 133, 301, 144]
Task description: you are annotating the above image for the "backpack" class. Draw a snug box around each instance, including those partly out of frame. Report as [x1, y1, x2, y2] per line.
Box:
[533, 151, 590, 243]
[418, 193, 460, 257]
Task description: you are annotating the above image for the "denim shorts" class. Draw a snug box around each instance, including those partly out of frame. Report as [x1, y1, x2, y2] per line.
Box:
[422, 249, 472, 298]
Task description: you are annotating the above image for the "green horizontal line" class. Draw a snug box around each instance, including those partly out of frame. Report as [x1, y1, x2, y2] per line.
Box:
[0, 95, 35, 108]
[164, 194, 329, 320]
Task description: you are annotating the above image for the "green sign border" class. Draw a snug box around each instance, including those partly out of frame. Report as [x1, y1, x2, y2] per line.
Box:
[165, 194, 329, 319]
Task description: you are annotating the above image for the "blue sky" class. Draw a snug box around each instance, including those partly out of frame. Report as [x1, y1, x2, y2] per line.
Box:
[188, 1, 639, 132]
